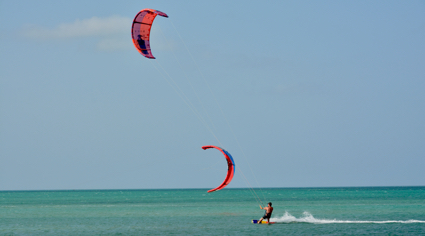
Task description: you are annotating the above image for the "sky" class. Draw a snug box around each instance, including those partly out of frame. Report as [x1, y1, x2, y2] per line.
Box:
[1, 1, 424, 191]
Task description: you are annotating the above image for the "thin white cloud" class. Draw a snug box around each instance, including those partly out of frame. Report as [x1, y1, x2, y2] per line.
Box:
[24, 16, 131, 40]
[21, 15, 175, 52]
[96, 37, 132, 51]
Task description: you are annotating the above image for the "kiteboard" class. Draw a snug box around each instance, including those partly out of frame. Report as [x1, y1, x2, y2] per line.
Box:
[252, 220, 275, 224]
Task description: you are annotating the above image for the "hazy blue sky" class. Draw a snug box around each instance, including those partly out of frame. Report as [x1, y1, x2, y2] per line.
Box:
[1, 1, 424, 190]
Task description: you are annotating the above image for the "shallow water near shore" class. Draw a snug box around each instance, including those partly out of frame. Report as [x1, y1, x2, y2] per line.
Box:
[1, 187, 425, 235]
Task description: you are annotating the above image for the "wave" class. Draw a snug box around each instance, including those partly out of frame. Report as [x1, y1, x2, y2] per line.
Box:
[271, 212, 425, 224]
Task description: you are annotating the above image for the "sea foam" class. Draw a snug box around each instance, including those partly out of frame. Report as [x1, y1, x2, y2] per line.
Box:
[271, 211, 425, 224]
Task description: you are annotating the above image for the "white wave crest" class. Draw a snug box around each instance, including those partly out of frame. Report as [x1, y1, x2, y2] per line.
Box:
[271, 212, 425, 224]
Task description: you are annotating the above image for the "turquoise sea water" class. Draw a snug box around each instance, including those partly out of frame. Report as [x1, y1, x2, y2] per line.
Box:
[1, 187, 424, 235]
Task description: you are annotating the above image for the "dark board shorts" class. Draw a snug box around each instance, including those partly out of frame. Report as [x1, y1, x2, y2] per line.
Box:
[262, 212, 272, 219]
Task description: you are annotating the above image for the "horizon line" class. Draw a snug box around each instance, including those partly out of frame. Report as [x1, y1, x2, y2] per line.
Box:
[1, 185, 424, 192]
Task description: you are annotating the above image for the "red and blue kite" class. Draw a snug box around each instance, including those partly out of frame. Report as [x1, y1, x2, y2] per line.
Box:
[131, 9, 168, 59]
[202, 145, 235, 192]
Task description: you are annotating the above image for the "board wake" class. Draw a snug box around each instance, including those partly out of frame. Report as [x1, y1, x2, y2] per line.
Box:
[252, 219, 275, 224]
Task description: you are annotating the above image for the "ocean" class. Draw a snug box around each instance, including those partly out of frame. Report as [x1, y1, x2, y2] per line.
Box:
[1, 187, 424, 235]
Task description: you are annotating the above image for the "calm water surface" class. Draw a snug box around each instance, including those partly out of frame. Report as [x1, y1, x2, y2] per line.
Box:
[1, 187, 424, 235]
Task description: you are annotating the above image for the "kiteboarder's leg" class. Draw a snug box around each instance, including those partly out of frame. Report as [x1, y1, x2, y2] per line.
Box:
[258, 206, 266, 223]
[258, 216, 264, 224]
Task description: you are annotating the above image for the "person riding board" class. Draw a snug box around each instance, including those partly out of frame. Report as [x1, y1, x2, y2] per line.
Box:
[258, 202, 273, 224]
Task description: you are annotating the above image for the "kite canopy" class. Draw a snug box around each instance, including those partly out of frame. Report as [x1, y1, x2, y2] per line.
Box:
[131, 9, 168, 59]
[202, 145, 235, 193]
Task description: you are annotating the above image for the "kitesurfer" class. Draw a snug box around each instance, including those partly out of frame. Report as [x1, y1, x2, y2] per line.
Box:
[258, 202, 273, 224]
